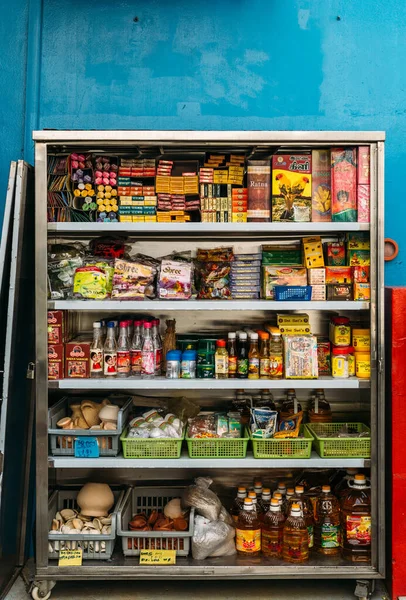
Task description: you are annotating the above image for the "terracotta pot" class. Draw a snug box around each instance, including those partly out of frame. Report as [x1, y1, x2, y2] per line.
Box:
[99, 404, 119, 424]
[76, 483, 114, 517]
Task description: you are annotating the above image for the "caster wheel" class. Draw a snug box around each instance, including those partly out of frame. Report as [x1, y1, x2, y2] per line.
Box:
[31, 587, 51, 600]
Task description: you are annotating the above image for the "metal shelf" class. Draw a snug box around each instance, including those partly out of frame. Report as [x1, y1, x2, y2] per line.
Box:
[48, 450, 370, 469]
[47, 222, 370, 234]
[49, 376, 370, 390]
[47, 299, 370, 311]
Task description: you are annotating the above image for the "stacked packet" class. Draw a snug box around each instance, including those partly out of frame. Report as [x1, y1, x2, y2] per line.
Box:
[230, 253, 262, 299]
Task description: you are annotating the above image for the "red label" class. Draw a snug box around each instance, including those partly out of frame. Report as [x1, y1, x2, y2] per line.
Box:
[117, 351, 130, 374]
[155, 348, 162, 371]
[131, 349, 142, 374]
[346, 515, 371, 545]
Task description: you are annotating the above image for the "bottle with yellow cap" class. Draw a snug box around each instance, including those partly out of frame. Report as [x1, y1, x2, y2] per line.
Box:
[314, 485, 341, 556]
[235, 497, 261, 556]
[257, 488, 272, 521]
[282, 503, 309, 563]
[341, 474, 371, 562]
[262, 498, 285, 558]
[230, 486, 247, 523]
[287, 486, 315, 550]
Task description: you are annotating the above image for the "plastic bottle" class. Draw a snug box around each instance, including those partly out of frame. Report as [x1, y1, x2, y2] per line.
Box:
[103, 322, 117, 377]
[269, 330, 283, 379]
[273, 492, 283, 511]
[130, 320, 143, 377]
[235, 498, 261, 556]
[308, 389, 333, 423]
[141, 322, 155, 378]
[287, 485, 315, 550]
[259, 332, 270, 379]
[181, 349, 197, 379]
[282, 503, 309, 563]
[286, 487, 295, 504]
[248, 332, 260, 380]
[233, 390, 250, 426]
[257, 488, 272, 521]
[314, 485, 341, 556]
[90, 322, 104, 378]
[257, 389, 277, 411]
[227, 332, 237, 378]
[341, 474, 371, 562]
[166, 349, 182, 379]
[231, 486, 247, 523]
[215, 340, 229, 379]
[253, 480, 263, 497]
[262, 498, 285, 558]
[334, 468, 359, 499]
[151, 319, 163, 376]
[237, 332, 249, 379]
[117, 321, 131, 378]
[280, 389, 302, 418]
[248, 490, 258, 511]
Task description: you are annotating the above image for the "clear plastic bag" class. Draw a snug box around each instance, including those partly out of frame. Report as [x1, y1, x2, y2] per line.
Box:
[182, 477, 221, 521]
[192, 515, 236, 560]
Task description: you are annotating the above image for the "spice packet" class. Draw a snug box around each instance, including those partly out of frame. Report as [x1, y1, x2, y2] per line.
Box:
[250, 407, 278, 439]
[274, 411, 303, 438]
[73, 266, 108, 299]
[112, 258, 156, 300]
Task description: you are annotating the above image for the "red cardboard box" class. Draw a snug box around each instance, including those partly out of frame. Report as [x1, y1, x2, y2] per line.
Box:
[48, 344, 64, 380]
[65, 342, 90, 378]
[47, 310, 66, 345]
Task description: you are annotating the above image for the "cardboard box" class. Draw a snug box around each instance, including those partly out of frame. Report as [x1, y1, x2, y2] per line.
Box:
[348, 250, 370, 266]
[347, 232, 370, 249]
[284, 335, 318, 379]
[353, 266, 370, 283]
[303, 236, 324, 268]
[325, 266, 353, 284]
[65, 342, 90, 378]
[326, 242, 346, 266]
[247, 161, 271, 221]
[312, 149, 331, 222]
[279, 324, 312, 335]
[354, 283, 371, 301]
[327, 284, 353, 301]
[307, 268, 325, 285]
[357, 147, 370, 184]
[311, 284, 326, 301]
[331, 148, 357, 222]
[357, 184, 370, 223]
[317, 338, 331, 375]
[262, 266, 308, 300]
[272, 154, 312, 222]
[47, 310, 66, 345]
[48, 344, 64, 380]
[277, 313, 310, 326]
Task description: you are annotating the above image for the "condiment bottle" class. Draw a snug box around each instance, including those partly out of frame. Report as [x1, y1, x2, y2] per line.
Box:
[269, 330, 283, 379]
[259, 332, 270, 379]
[237, 332, 249, 379]
[141, 322, 155, 379]
[262, 498, 285, 558]
[282, 503, 309, 563]
[215, 340, 229, 379]
[130, 320, 143, 376]
[314, 485, 341, 556]
[248, 332, 260, 380]
[103, 321, 117, 377]
[90, 322, 103, 378]
[231, 486, 247, 523]
[236, 498, 261, 556]
[117, 321, 131, 378]
[341, 474, 371, 563]
[227, 332, 237, 378]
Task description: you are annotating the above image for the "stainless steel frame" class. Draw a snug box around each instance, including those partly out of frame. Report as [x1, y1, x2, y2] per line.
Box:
[33, 131, 385, 583]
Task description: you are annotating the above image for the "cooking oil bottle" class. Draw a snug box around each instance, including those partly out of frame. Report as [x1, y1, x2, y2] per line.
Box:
[282, 503, 309, 563]
[273, 492, 283, 512]
[257, 488, 272, 521]
[236, 497, 261, 556]
[334, 468, 359, 499]
[230, 486, 247, 523]
[314, 485, 341, 556]
[280, 389, 302, 418]
[341, 474, 371, 562]
[262, 498, 285, 558]
[287, 485, 315, 550]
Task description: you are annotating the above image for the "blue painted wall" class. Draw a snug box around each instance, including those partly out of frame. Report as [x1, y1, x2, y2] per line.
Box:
[2, 0, 406, 282]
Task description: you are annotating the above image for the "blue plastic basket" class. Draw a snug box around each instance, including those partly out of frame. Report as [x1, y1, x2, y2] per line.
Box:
[273, 286, 312, 301]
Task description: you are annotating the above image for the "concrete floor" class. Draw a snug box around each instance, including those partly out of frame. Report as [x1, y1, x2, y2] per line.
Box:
[5, 574, 390, 600]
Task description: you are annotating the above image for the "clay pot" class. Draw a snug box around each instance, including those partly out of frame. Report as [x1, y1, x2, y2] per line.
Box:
[70, 403, 89, 429]
[98, 404, 119, 424]
[76, 483, 114, 517]
[81, 401, 101, 428]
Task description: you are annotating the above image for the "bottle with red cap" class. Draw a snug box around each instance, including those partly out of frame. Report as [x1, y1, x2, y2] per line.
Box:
[130, 320, 143, 377]
[141, 322, 155, 378]
[215, 339, 228, 379]
[117, 321, 130, 378]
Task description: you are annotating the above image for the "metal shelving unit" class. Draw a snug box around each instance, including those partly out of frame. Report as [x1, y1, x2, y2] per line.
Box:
[33, 131, 385, 595]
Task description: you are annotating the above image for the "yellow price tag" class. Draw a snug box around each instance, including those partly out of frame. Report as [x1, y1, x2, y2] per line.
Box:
[139, 550, 176, 565]
[58, 549, 83, 566]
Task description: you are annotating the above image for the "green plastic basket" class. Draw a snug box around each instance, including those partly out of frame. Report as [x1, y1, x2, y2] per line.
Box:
[251, 425, 313, 459]
[305, 423, 371, 458]
[186, 428, 249, 459]
[120, 428, 184, 459]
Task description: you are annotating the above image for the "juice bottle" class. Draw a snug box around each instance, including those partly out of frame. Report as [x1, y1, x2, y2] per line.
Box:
[237, 332, 248, 378]
[314, 485, 341, 556]
[230, 486, 247, 523]
[282, 503, 309, 563]
[257, 488, 271, 521]
[248, 333, 260, 379]
[117, 321, 131, 378]
[235, 498, 261, 556]
[227, 332, 237, 378]
[259, 332, 270, 379]
[215, 340, 229, 379]
[262, 498, 285, 558]
[341, 474, 371, 562]
[287, 485, 315, 550]
[269, 330, 283, 379]
[90, 322, 104, 378]
[334, 468, 359, 499]
[103, 322, 117, 377]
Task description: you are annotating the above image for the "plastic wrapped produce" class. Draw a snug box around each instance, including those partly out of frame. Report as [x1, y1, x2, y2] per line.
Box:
[182, 477, 222, 521]
[192, 516, 236, 560]
[47, 243, 84, 300]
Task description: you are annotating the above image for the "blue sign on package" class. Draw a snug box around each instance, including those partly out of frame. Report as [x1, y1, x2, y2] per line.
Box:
[74, 437, 100, 458]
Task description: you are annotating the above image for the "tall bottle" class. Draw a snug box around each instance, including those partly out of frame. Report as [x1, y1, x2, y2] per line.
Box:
[227, 332, 237, 378]
[280, 389, 302, 418]
[273, 492, 283, 511]
[282, 503, 309, 563]
[253, 480, 263, 497]
[236, 498, 261, 556]
[231, 486, 247, 523]
[141, 322, 155, 378]
[117, 321, 130, 378]
[257, 488, 272, 522]
[262, 498, 285, 558]
[269, 330, 283, 379]
[314, 485, 341, 556]
[287, 485, 315, 550]
[334, 468, 359, 500]
[237, 332, 248, 379]
[130, 320, 143, 377]
[103, 322, 117, 377]
[248, 333, 260, 380]
[215, 340, 229, 379]
[341, 474, 371, 562]
[90, 322, 104, 378]
[151, 319, 163, 376]
[257, 389, 277, 411]
[259, 332, 270, 379]
[248, 490, 258, 511]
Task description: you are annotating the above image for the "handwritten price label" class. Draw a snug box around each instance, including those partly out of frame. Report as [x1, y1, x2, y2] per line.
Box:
[139, 550, 176, 565]
[58, 549, 83, 566]
[74, 437, 99, 458]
